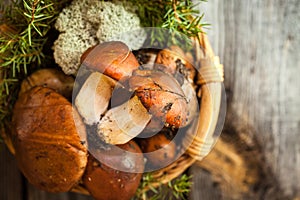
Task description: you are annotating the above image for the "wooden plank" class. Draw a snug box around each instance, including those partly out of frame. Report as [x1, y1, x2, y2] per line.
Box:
[26, 182, 93, 200]
[189, 166, 222, 200]
[0, 144, 23, 200]
[190, 0, 300, 198]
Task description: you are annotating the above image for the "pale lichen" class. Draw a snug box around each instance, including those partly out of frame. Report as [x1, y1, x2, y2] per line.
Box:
[53, 0, 145, 75]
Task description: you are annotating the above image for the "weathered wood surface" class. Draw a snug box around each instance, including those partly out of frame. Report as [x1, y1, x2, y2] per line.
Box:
[191, 0, 300, 199]
[0, 144, 22, 200]
[26, 183, 93, 200]
[1, 0, 300, 199]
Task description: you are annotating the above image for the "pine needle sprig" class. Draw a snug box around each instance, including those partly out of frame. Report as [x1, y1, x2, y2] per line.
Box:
[126, 0, 167, 27]
[0, 0, 69, 135]
[162, 0, 209, 37]
[127, 0, 208, 48]
[133, 173, 192, 200]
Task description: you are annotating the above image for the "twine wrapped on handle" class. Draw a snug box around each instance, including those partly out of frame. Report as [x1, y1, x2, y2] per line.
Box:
[198, 57, 224, 85]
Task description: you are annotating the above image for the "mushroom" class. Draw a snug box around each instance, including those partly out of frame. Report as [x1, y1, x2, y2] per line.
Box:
[129, 69, 188, 129]
[19, 68, 74, 99]
[155, 45, 195, 83]
[75, 72, 116, 125]
[12, 86, 87, 192]
[138, 131, 176, 169]
[81, 41, 140, 81]
[97, 96, 152, 145]
[154, 46, 199, 126]
[83, 140, 144, 200]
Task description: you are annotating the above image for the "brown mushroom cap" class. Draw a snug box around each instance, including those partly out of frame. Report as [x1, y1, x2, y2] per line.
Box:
[138, 132, 176, 168]
[12, 87, 87, 193]
[81, 41, 140, 81]
[19, 68, 74, 99]
[129, 69, 188, 128]
[83, 140, 144, 200]
[155, 46, 195, 82]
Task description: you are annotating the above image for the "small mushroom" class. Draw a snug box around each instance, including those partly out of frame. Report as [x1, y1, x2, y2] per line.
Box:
[97, 96, 152, 145]
[138, 131, 176, 168]
[12, 87, 87, 192]
[75, 72, 116, 125]
[129, 69, 188, 129]
[83, 140, 144, 200]
[81, 41, 140, 81]
[19, 68, 74, 99]
[155, 45, 195, 83]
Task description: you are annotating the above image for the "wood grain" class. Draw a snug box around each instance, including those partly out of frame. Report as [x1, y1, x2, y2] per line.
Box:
[0, 144, 22, 200]
[1, 0, 300, 199]
[26, 183, 93, 200]
[191, 0, 300, 199]
[189, 166, 222, 200]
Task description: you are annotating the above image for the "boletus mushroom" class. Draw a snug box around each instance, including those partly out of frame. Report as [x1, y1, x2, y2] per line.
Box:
[129, 69, 188, 129]
[155, 45, 195, 83]
[139, 131, 176, 169]
[19, 68, 74, 99]
[83, 140, 144, 200]
[12, 86, 87, 192]
[81, 41, 140, 81]
[154, 46, 199, 126]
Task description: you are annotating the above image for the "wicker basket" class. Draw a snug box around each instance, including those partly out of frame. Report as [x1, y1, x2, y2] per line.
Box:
[1, 28, 224, 195]
[70, 31, 224, 194]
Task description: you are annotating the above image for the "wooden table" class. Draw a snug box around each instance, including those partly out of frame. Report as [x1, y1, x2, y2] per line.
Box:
[1, 0, 300, 199]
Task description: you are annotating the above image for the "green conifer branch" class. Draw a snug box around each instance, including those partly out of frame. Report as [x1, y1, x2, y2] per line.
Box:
[0, 0, 70, 132]
[133, 173, 193, 200]
[127, 0, 209, 47]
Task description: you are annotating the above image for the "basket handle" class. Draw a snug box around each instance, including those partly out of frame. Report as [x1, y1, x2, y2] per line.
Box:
[186, 33, 224, 160]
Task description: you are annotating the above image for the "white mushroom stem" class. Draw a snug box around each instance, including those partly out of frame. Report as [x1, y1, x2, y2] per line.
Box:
[97, 96, 152, 145]
[75, 72, 116, 125]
